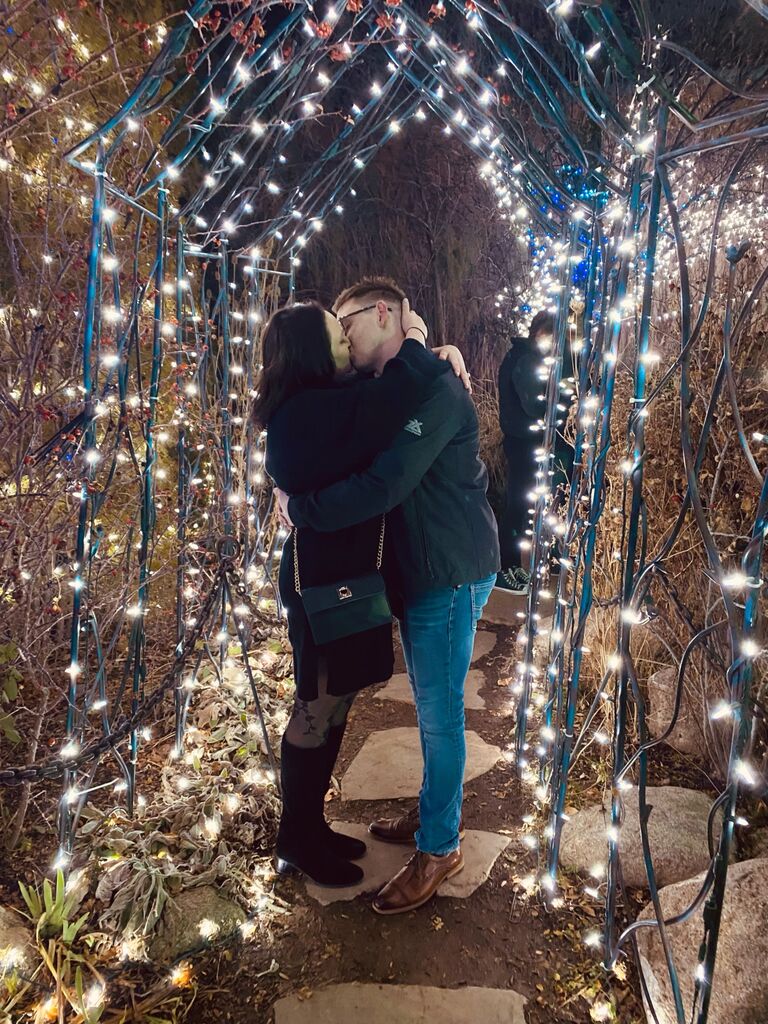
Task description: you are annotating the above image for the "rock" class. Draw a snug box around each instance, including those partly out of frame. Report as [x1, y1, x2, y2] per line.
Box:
[0, 905, 38, 992]
[375, 672, 413, 705]
[273, 982, 527, 1024]
[148, 885, 245, 963]
[305, 823, 511, 905]
[636, 857, 768, 1024]
[514, 618, 553, 665]
[559, 786, 715, 888]
[472, 630, 498, 663]
[745, 827, 768, 860]
[377, 669, 487, 710]
[646, 667, 705, 756]
[482, 587, 529, 626]
[341, 728, 502, 802]
[582, 603, 618, 662]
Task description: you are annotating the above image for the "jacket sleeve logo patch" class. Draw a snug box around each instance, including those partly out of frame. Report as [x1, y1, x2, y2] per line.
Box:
[404, 418, 423, 437]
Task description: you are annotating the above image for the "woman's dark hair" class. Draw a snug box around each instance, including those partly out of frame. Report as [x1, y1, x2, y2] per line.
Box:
[251, 302, 335, 428]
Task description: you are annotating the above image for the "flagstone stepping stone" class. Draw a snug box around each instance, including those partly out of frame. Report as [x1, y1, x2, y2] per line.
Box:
[472, 629, 498, 662]
[274, 982, 527, 1024]
[482, 586, 528, 626]
[377, 669, 487, 710]
[532, 614, 555, 638]
[341, 728, 503, 802]
[515, 618, 555, 663]
[483, 588, 554, 626]
[375, 672, 413, 705]
[305, 823, 511, 905]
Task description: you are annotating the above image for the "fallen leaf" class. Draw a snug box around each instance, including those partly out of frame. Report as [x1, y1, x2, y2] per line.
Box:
[613, 961, 628, 982]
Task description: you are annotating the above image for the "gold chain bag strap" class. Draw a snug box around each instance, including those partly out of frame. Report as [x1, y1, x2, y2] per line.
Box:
[292, 516, 392, 645]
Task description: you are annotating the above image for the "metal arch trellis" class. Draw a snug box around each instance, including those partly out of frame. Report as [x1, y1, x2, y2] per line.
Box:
[3, 1, 768, 1021]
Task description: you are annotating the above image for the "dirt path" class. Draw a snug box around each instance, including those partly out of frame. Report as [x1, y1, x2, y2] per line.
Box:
[185, 619, 642, 1024]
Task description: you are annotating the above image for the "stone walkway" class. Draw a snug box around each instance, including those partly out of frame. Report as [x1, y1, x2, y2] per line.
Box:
[281, 607, 528, 1022]
[183, 588, 634, 1024]
[174, 585, 647, 1024]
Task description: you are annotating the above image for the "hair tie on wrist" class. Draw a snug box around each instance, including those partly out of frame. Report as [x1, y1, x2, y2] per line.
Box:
[411, 326, 427, 339]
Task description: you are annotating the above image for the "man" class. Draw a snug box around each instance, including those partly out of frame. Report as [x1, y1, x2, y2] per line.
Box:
[497, 311, 573, 591]
[277, 277, 500, 915]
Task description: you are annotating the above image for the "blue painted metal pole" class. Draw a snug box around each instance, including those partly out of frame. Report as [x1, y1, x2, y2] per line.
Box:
[59, 142, 105, 855]
[174, 222, 189, 752]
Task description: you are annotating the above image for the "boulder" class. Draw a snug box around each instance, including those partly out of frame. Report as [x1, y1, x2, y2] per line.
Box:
[581, 603, 618, 661]
[636, 857, 768, 1024]
[148, 885, 245, 963]
[745, 827, 768, 860]
[646, 667, 703, 756]
[559, 786, 715, 888]
[0, 905, 38, 992]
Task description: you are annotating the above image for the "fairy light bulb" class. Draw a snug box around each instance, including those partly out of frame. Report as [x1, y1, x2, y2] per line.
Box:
[85, 983, 104, 1009]
[734, 760, 758, 786]
[710, 701, 732, 721]
[170, 963, 192, 986]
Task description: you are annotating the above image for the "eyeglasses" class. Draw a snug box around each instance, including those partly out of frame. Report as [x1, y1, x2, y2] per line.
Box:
[337, 303, 393, 326]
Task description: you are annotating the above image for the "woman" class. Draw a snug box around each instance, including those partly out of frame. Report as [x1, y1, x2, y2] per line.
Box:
[253, 301, 459, 887]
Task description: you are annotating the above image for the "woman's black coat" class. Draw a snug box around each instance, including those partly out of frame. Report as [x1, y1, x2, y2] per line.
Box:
[266, 347, 449, 700]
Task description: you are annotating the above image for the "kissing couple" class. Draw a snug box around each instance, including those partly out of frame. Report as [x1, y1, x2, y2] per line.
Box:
[252, 276, 500, 915]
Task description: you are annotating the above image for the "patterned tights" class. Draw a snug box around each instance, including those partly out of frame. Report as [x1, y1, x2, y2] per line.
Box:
[284, 658, 359, 749]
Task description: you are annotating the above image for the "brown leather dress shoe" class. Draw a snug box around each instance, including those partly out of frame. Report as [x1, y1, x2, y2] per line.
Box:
[372, 849, 464, 915]
[369, 805, 465, 844]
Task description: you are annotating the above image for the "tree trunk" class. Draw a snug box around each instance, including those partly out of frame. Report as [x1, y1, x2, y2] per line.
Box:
[5, 687, 49, 851]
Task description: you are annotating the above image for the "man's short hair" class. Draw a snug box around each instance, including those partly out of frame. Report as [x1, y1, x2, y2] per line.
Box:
[333, 276, 407, 313]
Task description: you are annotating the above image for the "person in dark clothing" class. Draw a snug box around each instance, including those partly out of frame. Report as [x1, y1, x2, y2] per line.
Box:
[254, 301, 466, 889]
[276, 277, 500, 916]
[497, 311, 574, 590]
[497, 311, 553, 588]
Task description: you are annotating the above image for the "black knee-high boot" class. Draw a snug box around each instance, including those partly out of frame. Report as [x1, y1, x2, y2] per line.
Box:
[321, 722, 366, 861]
[275, 735, 364, 887]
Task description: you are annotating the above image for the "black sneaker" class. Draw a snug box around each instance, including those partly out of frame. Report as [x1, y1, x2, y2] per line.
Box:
[508, 568, 531, 593]
[495, 569, 516, 591]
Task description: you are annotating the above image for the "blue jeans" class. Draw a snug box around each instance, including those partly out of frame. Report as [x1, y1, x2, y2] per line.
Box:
[399, 573, 497, 855]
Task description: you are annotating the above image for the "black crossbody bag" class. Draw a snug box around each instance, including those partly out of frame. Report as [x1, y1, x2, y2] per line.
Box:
[293, 517, 392, 645]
